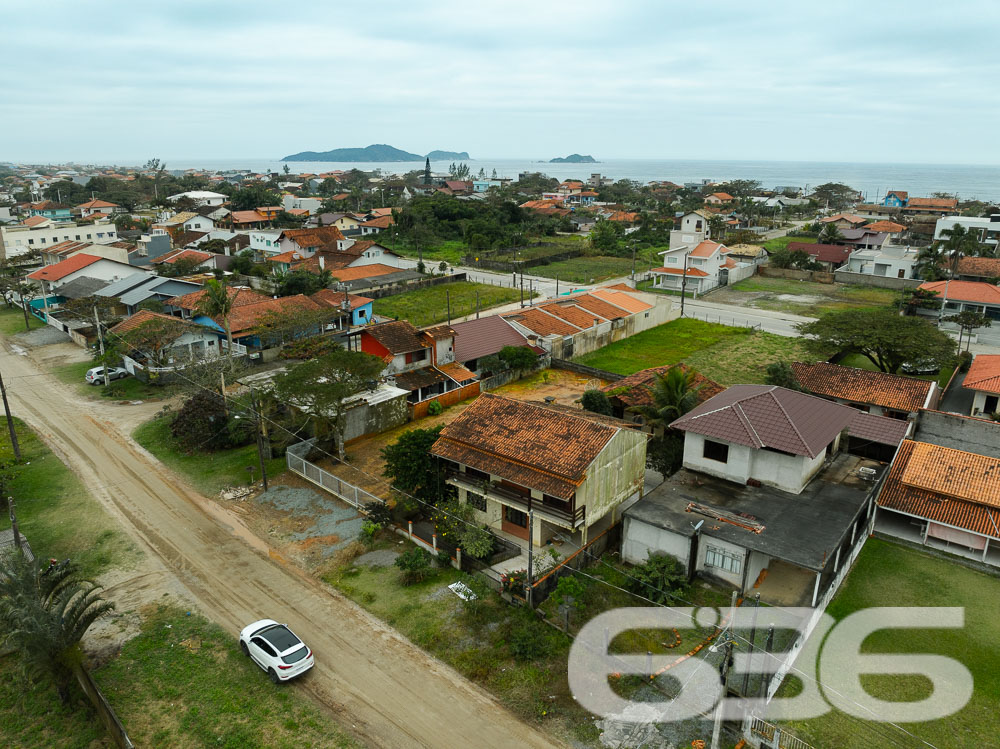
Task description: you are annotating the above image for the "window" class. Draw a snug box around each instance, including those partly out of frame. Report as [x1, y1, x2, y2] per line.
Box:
[27, 239, 34, 245]
[75, 235, 80, 240]
[644, 312, 650, 318]
[504, 507, 528, 527]
[96, 233, 104, 239]
[703, 439, 729, 463]
[86, 234, 92, 239]
[705, 545, 742, 575]
[467, 492, 486, 512]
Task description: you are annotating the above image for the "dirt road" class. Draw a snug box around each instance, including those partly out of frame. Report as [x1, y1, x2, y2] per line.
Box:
[1, 339, 558, 749]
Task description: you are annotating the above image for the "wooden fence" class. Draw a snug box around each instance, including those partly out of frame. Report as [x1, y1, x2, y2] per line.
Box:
[75, 666, 135, 749]
[409, 381, 481, 419]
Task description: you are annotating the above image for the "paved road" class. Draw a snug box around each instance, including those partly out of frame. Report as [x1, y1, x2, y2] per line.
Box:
[0, 338, 557, 749]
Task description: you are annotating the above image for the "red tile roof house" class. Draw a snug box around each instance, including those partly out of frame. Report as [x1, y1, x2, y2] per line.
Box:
[448, 315, 535, 375]
[874, 440, 1000, 566]
[502, 289, 672, 360]
[917, 280, 1000, 324]
[962, 354, 1000, 417]
[27, 253, 136, 303]
[651, 240, 750, 294]
[622, 385, 907, 606]
[110, 309, 223, 369]
[786, 242, 851, 271]
[431, 393, 648, 549]
[351, 320, 476, 404]
[791, 361, 938, 423]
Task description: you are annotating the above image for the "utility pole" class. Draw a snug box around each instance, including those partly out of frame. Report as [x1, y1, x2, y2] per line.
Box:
[94, 305, 109, 387]
[475, 289, 480, 319]
[630, 240, 636, 281]
[742, 593, 761, 696]
[680, 252, 689, 316]
[8, 496, 21, 554]
[520, 274, 524, 308]
[446, 289, 451, 325]
[525, 509, 534, 608]
[251, 389, 268, 492]
[760, 625, 775, 698]
[711, 590, 739, 749]
[0, 372, 20, 460]
[555, 274, 559, 296]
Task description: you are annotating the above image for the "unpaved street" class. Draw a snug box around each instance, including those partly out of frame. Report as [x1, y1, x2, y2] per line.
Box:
[0, 338, 558, 749]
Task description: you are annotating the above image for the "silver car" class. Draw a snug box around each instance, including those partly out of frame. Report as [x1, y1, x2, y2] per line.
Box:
[238, 619, 314, 683]
[85, 366, 128, 385]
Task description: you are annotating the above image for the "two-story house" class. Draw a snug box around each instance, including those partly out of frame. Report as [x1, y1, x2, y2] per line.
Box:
[622, 385, 907, 606]
[433, 393, 648, 547]
[651, 240, 742, 294]
[668, 209, 713, 250]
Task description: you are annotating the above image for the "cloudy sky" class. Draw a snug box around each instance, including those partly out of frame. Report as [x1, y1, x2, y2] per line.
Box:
[3, 0, 998, 165]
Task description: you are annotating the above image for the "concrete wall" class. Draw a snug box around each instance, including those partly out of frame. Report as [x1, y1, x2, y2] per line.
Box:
[696, 534, 748, 588]
[681, 432, 826, 494]
[342, 392, 409, 443]
[551, 298, 678, 359]
[759, 266, 835, 283]
[622, 515, 691, 566]
[577, 427, 648, 529]
[833, 269, 923, 289]
[683, 433, 754, 484]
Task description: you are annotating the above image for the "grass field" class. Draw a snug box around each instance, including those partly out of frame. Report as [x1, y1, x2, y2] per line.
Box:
[392, 239, 467, 265]
[372, 281, 525, 326]
[0, 418, 136, 578]
[574, 318, 752, 375]
[133, 414, 286, 496]
[0, 606, 359, 749]
[762, 234, 818, 253]
[717, 277, 900, 317]
[529, 255, 634, 284]
[0, 304, 43, 336]
[54, 360, 180, 402]
[684, 331, 822, 385]
[779, 538, 1000, 749]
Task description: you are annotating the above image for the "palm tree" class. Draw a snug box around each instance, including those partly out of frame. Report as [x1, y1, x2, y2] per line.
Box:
[628, 366, 703, 432]
[938, 223, 983, 276]
[0, 555, 114, 704]
[818, 221, 843, 243]
[196, 278, 235, 354]
[915, 244, 948, 281]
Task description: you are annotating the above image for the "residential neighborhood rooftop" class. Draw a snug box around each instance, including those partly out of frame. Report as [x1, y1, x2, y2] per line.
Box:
[791, 361, 935, 413]
[964, 355, 1000, 395]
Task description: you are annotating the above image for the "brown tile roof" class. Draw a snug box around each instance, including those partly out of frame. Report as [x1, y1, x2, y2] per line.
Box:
[431, 393, 620, 499]
[789, 242, 851, 265]
[864, 220, 906, 233]
[231, 210, 268, 224]
[45, 239, 94, 256]
[791, 361, 934, 413]
[919, 280, 1000, 305]
[326, 263, 400, 282]
[77, 199, 118, 209]
[602, 364, 725, 409]
[437, 361, 478, 383]
[167, 285, 268, 311]
[502, 307, 580, 336]
[964, 355, 1000, 395]
[22, 215, 49, 227]
[227, 294, 324, 334]
[586, 289, 653, 314]
[280, 226, 346, 249]
[878, 440, 1000, 539]
[361, 215, 393, 228]
[27, 253, 103, 281]
[365, 320, 428, 354]
[956, 256, 1000, 279]
[309, 289, 372, 311]
[908, 197, 958, 209]
[173, 230, 209, 247]
[537, 301, 608, 329]
[650, 266, 710, 277]
[819, 213, 866, 225]
[689, 240, 725, 258]
[156, 249, 213, 265]
[606, 211, 639, 222]
[110, 309, 193, 336]
[708, 192, 734, 201]
[393, 366, 447, 392]
[670, 385, 857, 458]
[421, 324, 456, 340]
[847, 411, 909, 447]
[450, 316, 529, 363]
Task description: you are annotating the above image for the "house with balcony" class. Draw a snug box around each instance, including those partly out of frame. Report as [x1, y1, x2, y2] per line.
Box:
[622, 385, 907, 606]
[651, 240, 749, 294]
[433, 393, 648, 547]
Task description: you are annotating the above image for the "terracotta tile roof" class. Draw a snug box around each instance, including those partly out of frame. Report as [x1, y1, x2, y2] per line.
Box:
[110, 309, 193, 336]
[172, 230, 209, 247]
[361, 215, 393, 228]
[708, 192, 734, 201]
[27, 253, 102, 282]
[365, 320, 428, 354]
[167, 285, 268, 311]
[267, 249, 308, 264]
[919, 280, 1000, 305]
[651, 266, 710, 277]
[502, 307, 580, 336]
[370, 207, 394, 218]
[788, 242, 851, 265]
[231, 210, 268, 224]
[431, 393, 620, 499]
[22, 215, 49, 227]
[670, 385, 857, 458]
[558, 294, 630, 320]
[227, 294, 324, 334]
[864, 220, 906, 233]
[326, 263, 400, 282]
[588, 289, 653, 314]
[286, 208, 309, 216]
[819, 213, 866, 225]
[280, 226, 346, 249]
[908, 197, 958, 209]
[847, 411, 909, 447]
[964, 355, 1000, 395]
[421, 324, 455, 340]
[886, 191, 909, 201]
[77, 199, 118, 209]
[878, 441, 1000, 539]
[606, 211, 639, 222]
[157, 211, 199, 226]
[437, 361, 477, 383]
[46, 239, 93, 256]
[602, 364, 724, 409]
[601, 283, 640, 292]
[689, 240, 725, 258]
[450, 316, 529, 363]
[156, 249, 212, 265]
[790, 361, 934, 413]
[537, 301, 609, 329]
[956, 256, 1000, 278]
[309, 289, 372, 311]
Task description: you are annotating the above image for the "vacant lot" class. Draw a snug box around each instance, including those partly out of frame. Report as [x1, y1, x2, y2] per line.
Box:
[372, 281, 524, 326]
[133, 414, 286, 496]
[779, 538, 1000, 749]
[684, 330, 822, 385]
[762, 234, 818, 253]
[0, 304, 43, 335]
[575, 318, 752, 375]
[705, 276, 899, 317]
[529, 255, 634, 284]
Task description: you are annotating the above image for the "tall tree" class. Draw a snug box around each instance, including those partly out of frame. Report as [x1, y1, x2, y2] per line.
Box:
[423, 158, 431, 185]
[938, 222, 983, 275]
[381, 425, 449, 503]
[797, 307, 956, 373]
[944, 310, 991, 351]
[195, 279, 235, 353]
[627, 366, 703, 431]
[119, 315, 187, 367]
[271, 348, 385, 458]
[818, 221, 844, 243]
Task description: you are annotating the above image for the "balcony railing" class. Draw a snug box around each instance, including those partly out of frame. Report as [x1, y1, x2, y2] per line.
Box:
[448, 472, 585, 528]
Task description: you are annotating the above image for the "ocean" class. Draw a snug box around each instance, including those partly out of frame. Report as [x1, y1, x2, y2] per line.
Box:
[159, 157, 1000, 204]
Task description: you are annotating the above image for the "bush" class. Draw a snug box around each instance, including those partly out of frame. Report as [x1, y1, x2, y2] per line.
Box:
[508, 619, 548, 661]
[427, 400, 443, 416]
[581, 389, 612, 416]
[358, 519, 381, 545]
[552, 575, 587, 612]
[394, 547, 434, 585]
[436, 550, 452, 568]
[957, 350, 974, 373]
[498, 345, 538, 371]
[279, 336, 339, 360]
[628, 552, 688, 604]
[646, 433, 684, 477]
[501, 568, 528, 594]
[364, 500, 393, 527]
[170, 391, 233, 452]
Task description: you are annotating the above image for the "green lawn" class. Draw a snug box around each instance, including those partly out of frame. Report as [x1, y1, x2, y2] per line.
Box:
[372, 281, 525, 327]
[133, 414, 286, 496]
[779, 539, 1000, 749]
[529, 255, 635, 284]
[0, 304, 43, 336]
[575, 318, 752, 375]
[762, 234, 818, 253]
[391, 239, 468, 265]
[0, 606, 359, 749]
[725, 277, 900, 317]
[54, 360, 180, 402]
[0, 418, 136, 578]
[684, 331, 822, 385]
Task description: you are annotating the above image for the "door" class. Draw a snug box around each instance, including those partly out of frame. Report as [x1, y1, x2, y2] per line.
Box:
[249, 636, 275, 670]
[985, 395, 999, 415]
[501, 506, 530, 541]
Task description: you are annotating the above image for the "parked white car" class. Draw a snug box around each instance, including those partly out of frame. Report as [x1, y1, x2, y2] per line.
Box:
[85, 366, 128, 385]
[238, 619, 314, 683]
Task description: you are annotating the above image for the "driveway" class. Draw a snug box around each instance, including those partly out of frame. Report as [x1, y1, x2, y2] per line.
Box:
[0, 336, 557, 749]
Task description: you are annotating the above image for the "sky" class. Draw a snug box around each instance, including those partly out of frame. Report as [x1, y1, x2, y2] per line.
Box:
[3, 0, 999, 166]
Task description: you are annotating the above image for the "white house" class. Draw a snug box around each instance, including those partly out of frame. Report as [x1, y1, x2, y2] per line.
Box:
[1, 220, 119, 259]
[963, 355, 1000, 417]
[651, 240, 749, 294]
[668, 210, 714, 250]
[844, 245, 919, 279]
[282, 195, 323, 214]
[934, 214, 1000, 252]
[153, 211, 215, 233]
[167, 190, 227, 207]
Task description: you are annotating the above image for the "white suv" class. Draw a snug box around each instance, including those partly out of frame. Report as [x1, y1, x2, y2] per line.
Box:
[239, 619, 314, 683]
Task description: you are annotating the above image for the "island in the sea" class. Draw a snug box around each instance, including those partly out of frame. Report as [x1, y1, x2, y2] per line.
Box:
[282, 144, 470, 162]
[549, 154, 597, 163]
